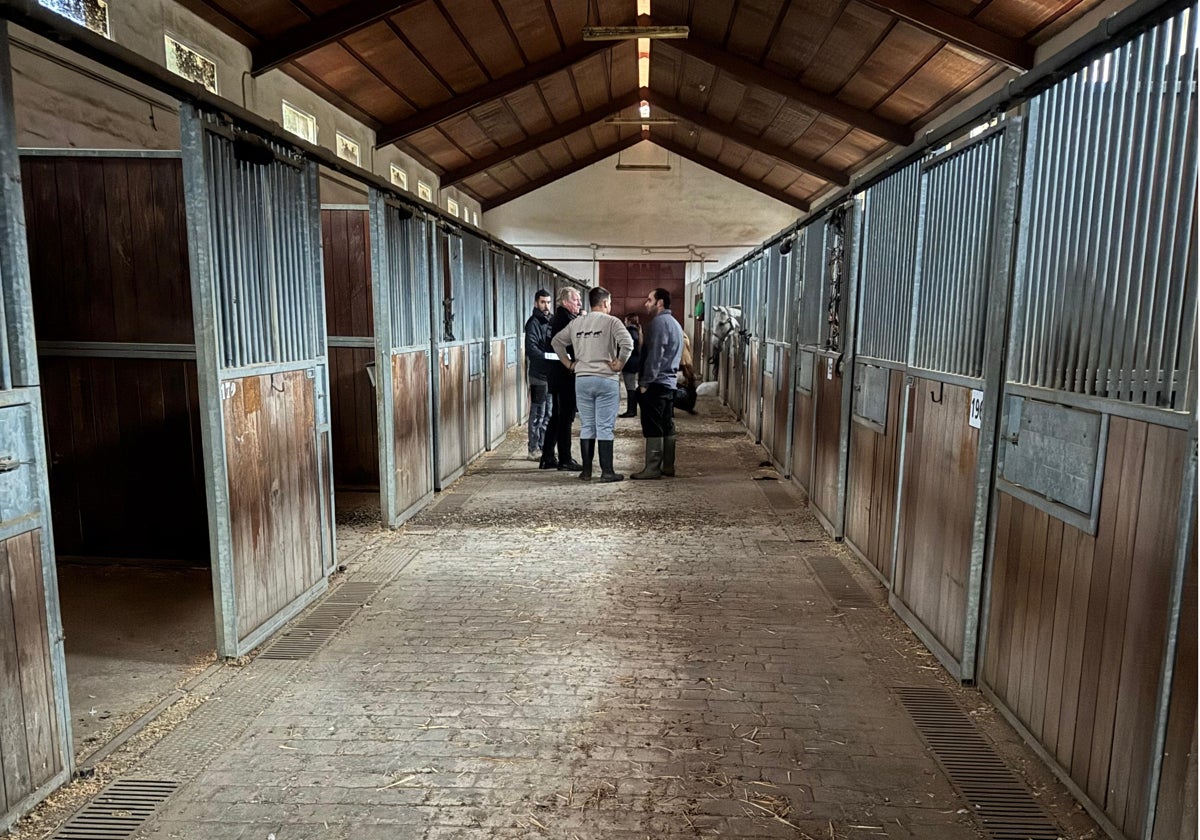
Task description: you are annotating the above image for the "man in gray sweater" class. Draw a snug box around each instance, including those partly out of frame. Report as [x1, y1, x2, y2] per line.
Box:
[551, 286, 633, 482]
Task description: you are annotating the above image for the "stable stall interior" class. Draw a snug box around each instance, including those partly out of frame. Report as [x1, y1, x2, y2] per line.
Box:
[22, 145, 217, 755]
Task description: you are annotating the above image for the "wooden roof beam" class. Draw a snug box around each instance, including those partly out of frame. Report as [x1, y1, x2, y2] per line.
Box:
[859, 0, 1034, 70]
[644, 18, 913, 146]
[441, 92, 644, 188]
[647, 133, 810, 211]
[642, 89, 850, 186]
[376, 41, 616, 147]
[252, 1, 427, 76]
[482, 133, 646, 212]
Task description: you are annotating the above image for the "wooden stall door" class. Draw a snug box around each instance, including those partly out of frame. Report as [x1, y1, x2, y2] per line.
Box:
[438, 344, 467, 485]
[791, 356, 814, 492]
[810, 353, 844, 532]
[488, 339, 506, 448]
[843, 368, 904, 583]
[893, 379, 978, 663]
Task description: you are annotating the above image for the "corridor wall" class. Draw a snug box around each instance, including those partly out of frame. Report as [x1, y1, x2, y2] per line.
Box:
[702, 10, 1196, 838]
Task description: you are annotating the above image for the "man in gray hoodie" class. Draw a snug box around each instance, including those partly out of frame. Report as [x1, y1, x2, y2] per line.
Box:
[551, 286, 633, 482]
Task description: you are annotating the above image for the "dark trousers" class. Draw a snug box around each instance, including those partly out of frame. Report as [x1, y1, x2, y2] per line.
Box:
[638, 383, 676, 438]
[542, 377, 577, 463]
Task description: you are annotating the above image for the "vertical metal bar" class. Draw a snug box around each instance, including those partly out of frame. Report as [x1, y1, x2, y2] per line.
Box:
[961, 120, 1024, 682]
[0, 26, 31, 388]
[370, 190, 397, 526]
[1157, 13, 1198, 409]
[482, 239, 495, 449]
[1042, 76, 1074, 391]
[889, 376, 912, 592]
[1141, 427, 1197, 840]
[180, 104, 239, 658]
[835, 200, 863, 539]
[427, 216, 444, 490]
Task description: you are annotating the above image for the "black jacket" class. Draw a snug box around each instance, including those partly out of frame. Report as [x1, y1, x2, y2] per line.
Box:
[622, 324, 641, 373]
[546, 305, 577, 390]
[524, 308, 553, 380]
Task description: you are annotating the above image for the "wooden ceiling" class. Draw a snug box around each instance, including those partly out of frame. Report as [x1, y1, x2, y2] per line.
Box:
[179, 0, 1101, 212]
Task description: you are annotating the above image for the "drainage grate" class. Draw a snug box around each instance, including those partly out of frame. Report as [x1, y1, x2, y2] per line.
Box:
[894, 686, 1062, 840]
[258, 581, 380, 660]
[52, 778, 178, 839]
[808, 555, 876, 609]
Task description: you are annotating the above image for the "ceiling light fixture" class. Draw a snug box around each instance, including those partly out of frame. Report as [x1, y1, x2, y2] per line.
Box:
[606, 118, 676, 125]
[581, 25, 689, 40]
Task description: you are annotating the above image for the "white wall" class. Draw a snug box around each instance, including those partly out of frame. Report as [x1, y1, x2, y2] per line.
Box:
[483, 140, 801, 287]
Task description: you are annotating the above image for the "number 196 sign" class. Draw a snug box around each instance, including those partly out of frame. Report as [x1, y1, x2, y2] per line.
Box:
[968, 389, 984, 429]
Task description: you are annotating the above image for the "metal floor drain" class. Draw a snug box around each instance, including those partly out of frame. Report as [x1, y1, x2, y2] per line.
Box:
[808, 555, 877, 608]
[258, 582, 380, 660]
[52, 778, 178, 839]
[894, 686, 1062, 839]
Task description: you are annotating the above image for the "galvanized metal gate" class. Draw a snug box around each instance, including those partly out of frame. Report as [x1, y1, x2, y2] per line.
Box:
[369, 190, 435, 527]
[489, 247, 521, 448]
[891, 121, 1024, 681]
[0, 27, 72, 832]
[180, 104, 335, 658]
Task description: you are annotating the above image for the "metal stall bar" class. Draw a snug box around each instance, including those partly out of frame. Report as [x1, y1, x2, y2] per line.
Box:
[833, 201, 863, 540]
[0, 23, 73, 833]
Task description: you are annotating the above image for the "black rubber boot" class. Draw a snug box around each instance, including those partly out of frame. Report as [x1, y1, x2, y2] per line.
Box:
[598, 440, 624, 482]
[630, 438, 664, 480]
[619, 390, 638, 418]
[662, 435, 676, 477]
[579, 439, 595, 481]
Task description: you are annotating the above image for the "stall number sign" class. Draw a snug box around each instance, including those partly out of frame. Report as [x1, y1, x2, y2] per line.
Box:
[968, 389, 984, 429]
[826, 357, 835, 380]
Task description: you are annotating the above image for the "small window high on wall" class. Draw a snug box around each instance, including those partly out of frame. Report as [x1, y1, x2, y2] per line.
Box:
[447, 199, 459, 218]
[165, 35, 218, 94]
[282, 101, 317, 144]
[40, 0, 109, 37]
[389, 165, 408, 190]
[335, 132, 360, 165]
[417, 182, 432, 202]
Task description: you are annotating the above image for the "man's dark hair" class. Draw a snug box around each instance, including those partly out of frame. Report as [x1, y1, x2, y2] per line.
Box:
[534, 288, 551, 301]
[588, 286, 611, 308]
[652, 287, 672, 309]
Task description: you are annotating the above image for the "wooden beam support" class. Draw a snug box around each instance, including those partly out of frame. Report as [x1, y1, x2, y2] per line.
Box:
[442, 92, 643, 188]
[376, 41, 616, 146]
[482, 133, 645, 212]
[251, 0, 426, 76]
[859, 0, 1034, 70]
[642, 89, 849, 186]
[644, 18, 913, 146]
[647, 133, 810, 211]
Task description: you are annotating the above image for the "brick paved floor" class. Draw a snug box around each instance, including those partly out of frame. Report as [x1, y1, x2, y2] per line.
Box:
[126, 399, 1097, 840]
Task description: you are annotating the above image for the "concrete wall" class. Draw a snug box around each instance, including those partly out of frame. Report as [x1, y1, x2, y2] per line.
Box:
[8, 0, 481, 221]
[483, 140, 800, 285]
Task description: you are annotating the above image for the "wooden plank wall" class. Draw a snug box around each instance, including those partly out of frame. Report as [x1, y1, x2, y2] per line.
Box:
[761, 370, 779, 461]
[0, 530, 62, 815]
[503, 350, 520, 431]
[770, 347, 792, 468]
[321, 209, 379, 490]
[222, 371, 324, 642]
[488, 339, 506, 446]
[40, 358, 207, 563]
[597, 261, 686, 327]
[467, 345, 487, 461]
[894, 379, 977, 660]
[438, 345, 466, 484]
[810, 354, 843, 528]
[791, 386, 814, 492]
[982, 419, 1191, 839]
[390, 352, 433, 519]
[844, 368, 904, 582]
[23, 156, 206, 564]
[747, 342, 762, 440]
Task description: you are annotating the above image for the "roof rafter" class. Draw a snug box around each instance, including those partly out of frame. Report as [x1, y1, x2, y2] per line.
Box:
[252, 0, 427, 76]
[859, 0, 1034, 70]
[482, 133, 645, 212]
[376, 41, 615, 147]
[442, 92, 643, 188]
[648, 133, 810, 211]
[645, 18, 913, 146]
[642, 89, 850, 186]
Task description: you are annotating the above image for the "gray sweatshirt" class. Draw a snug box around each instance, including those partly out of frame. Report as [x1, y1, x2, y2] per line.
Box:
[551, 311, 634, 380]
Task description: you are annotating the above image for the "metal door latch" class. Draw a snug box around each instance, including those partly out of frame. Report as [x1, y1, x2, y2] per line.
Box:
[0, 456, 22, 473]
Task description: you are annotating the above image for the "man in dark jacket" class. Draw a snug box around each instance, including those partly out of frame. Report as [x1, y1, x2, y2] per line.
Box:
[539, 287, 583, 471]
[523, 289, 553, 460]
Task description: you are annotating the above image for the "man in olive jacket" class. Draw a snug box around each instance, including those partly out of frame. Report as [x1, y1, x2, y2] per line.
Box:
[540, 287, 583, 471]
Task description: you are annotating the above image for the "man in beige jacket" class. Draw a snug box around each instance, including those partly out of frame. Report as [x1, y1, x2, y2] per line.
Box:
[551, 287, 633, 482]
